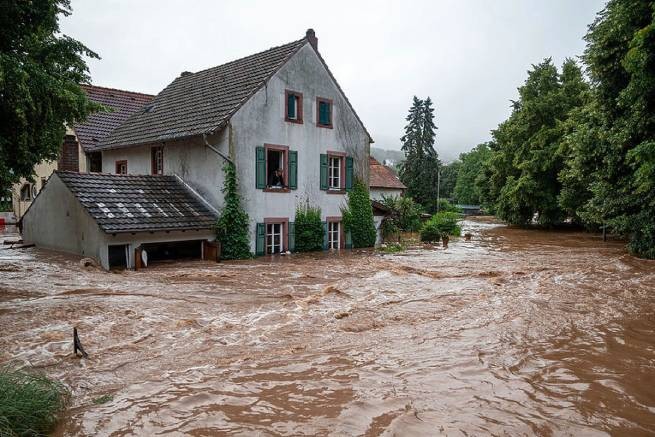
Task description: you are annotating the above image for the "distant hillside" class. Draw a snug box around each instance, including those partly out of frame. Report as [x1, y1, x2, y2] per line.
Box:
[371, 147, 405, 166]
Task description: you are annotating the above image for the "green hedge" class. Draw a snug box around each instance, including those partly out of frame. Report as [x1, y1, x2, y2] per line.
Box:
[420, 211, 462, 242]
[294, 203, 323, 252]
[342, 179, 376, 248]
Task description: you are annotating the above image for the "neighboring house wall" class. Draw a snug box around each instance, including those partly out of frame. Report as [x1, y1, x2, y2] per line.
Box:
[11, 160, 58, 219]
[101, 130, 228, 211]
[100, 43, 370, 254]
[370, 188, 404, 201]
[11, 127, 88, 220]
[21, 174, 105, 261]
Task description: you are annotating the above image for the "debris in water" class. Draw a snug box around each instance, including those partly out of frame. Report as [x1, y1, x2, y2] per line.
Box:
[73, 327, 88, 358]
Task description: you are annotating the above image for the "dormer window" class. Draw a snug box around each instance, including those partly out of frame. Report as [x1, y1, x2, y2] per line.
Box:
[285, 90, 303, 124]
[317, 97, 333, 128]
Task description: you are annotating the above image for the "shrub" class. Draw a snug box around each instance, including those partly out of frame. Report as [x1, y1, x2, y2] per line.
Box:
[294, 203, 324, 252]
[342, 179, 376, 248]
[215, 162, 252, 259]
[0, 367, 70, 437]
[436, 199, 460, 213]
[420, 211, 462, 242]
[380, 195, 423, 232]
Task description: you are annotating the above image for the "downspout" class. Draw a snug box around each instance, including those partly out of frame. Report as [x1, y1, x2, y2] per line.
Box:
[202, 132, 234, 166]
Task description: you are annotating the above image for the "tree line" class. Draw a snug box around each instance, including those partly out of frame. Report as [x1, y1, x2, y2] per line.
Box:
[400, 0, 655, 259]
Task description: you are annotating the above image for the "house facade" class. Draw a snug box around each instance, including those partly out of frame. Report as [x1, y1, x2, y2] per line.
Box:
[96, 29, 372, 256]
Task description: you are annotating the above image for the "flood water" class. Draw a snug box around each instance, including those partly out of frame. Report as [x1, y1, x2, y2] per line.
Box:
[1, 217, 654, 436]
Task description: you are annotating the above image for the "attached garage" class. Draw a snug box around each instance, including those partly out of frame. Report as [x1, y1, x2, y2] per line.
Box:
[21, 171, 219, 269]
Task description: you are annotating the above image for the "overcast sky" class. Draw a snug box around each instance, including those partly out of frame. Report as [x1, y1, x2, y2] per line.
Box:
[61, 0, 606, 162]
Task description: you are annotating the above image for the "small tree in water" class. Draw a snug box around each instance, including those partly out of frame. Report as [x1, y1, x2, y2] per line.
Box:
[342, 179, 377, 248]
[215, 162, 251, 259]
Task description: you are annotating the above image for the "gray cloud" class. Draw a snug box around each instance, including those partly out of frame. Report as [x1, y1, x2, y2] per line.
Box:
[62, 0, 606, 162]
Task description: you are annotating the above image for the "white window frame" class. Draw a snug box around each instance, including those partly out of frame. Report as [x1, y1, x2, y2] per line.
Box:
[328, 221, 340, 249]
[266, 223, 283, 254]
[328, 156, 341, 190]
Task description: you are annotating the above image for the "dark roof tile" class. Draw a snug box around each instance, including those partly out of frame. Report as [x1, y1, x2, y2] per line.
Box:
[75, 85, 154, 152]
[369, 157, 406, 190]
[56, 171, 217, 233]
[97, 38, 307, 149]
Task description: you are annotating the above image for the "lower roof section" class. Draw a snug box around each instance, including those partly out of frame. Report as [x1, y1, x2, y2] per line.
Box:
[56, 171, 217, 234]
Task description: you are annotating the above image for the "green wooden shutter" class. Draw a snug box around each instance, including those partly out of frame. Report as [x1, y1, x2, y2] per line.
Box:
[256, 223, 265, 256]
[320, 154, 328, 190]
[288, 94, 295, 119]
[345, 229, 352, 249]
[319, 102, 330, 125]
[322, 221, 328, 250]
[289, 150, 298, 190]
[345, 156, 354, 191]
[288, 222, 295, 252]
[256, 146, 266, 189]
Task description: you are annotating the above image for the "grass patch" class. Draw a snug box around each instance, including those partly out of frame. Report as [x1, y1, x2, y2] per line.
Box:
[0, 366, 70, 437]
[378, 242, 406, 253]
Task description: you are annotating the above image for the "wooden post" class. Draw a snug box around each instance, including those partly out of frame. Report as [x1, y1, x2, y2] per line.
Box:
[73, 327, 88, 358]
[134, 248, 143, 270]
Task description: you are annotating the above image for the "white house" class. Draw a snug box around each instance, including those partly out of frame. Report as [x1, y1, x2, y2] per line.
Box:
[22, 29, 374, 267]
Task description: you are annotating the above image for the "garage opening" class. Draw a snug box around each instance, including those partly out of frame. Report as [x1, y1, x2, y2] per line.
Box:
[141, 240, 202, 264]
[108, 244, 129, 269]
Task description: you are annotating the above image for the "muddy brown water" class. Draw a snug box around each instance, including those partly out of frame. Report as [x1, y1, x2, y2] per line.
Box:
[1, 217, 654, 436]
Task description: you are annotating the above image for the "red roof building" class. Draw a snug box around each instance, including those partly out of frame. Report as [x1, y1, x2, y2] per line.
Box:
[369, 157, 406, 199]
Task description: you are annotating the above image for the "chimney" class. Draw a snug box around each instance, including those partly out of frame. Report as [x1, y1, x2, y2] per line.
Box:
[306, 28, 318, 51]
[180, 71, 193, 77]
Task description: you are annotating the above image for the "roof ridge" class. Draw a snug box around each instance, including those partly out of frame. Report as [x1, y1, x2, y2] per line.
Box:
[186, 37, 307, 78]
[80, 83, 155, 98]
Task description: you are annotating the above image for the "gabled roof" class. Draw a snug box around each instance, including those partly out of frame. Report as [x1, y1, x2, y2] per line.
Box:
[74, 85, 154, 152]
[98, 29, 372, 150]
[56, 171, 217, 233]
[98, 38, 307, 150]
[369, 157, 406, 190]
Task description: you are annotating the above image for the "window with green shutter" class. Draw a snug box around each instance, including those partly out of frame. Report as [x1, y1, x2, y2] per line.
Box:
[289, 150, 298, 190]
[255, 223, 265, 256]
[316, 98, 332, 128]
[255, 146, 266, 189]
[345, 156, 354, 191]
[285, 90, 303, 123]
[288, 222, 295, 252]
[320, 154, 328, 190]
[322, 221, 328, 250]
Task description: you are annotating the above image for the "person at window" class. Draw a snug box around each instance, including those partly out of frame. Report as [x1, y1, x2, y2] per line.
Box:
[268, 168, 285, 188]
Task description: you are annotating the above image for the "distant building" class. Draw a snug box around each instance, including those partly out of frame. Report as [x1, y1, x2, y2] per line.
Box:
[369, 157, 406, 200]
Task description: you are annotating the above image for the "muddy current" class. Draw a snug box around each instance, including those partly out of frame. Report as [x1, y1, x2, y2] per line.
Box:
[1, 218, 654, 436]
